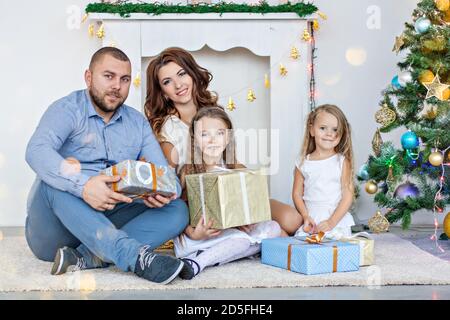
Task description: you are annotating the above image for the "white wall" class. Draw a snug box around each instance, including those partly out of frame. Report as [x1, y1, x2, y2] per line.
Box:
[2, 0, 442, 227]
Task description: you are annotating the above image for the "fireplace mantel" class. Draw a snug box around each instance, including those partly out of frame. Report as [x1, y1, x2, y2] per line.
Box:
[88, 12, 315, 203]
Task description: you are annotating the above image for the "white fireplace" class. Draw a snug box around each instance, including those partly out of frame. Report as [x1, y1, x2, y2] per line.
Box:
[88, 12, 315, 204]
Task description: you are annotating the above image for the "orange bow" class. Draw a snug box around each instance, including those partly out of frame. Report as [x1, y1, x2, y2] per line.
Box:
[305, 231, 325, 244]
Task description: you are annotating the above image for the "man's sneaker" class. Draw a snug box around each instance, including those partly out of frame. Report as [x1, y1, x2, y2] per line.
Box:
[51, 246, 86, 275]
[134, 245, 184, 285]
[179, 258, 200, 280]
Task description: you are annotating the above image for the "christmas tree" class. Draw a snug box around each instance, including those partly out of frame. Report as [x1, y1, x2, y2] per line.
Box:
[359, 0, 450, 229]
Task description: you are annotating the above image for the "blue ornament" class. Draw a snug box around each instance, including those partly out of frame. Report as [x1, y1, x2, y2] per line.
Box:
[358, 164, 370, 180]
[401, 131, 419, 149]
[391, 75, 402, 89]
[414, 17, 431, 34]
[394, 182, 420, 200]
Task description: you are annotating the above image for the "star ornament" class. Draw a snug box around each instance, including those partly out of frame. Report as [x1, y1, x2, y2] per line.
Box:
[392, 35, 405, 54]
[423, 75, 450, 101]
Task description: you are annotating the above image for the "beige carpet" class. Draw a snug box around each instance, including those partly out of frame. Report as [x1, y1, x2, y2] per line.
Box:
[1, 233, 449, 292]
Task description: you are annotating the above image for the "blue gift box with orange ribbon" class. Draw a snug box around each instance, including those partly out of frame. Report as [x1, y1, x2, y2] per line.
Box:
[261, 234, 360, 275]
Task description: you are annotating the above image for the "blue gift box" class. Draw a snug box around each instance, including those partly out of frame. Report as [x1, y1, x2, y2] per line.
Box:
[261, 237, 360, 275]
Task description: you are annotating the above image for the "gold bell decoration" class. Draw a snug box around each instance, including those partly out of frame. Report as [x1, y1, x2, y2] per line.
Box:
[290, 46, 300, 60]
[96, 23, 105, 39]
[317, 11, 328, 20]
[429, 149, 444, 166]
[368, 211, 390, 233]
[301, 29, 312, 42]
[81, 13, 89, 24]
[279, 63, 288, 76]
[88, 23, 95, 38]
[365, 180, 378, 194]
[312, 19, 320, 31]
[423, 75, 450, 101]
[247, 89, 256, 102]
[372, 128, 383, 157]
[133, 72, 141, 88]
[375, 103, 396, 128]
[227, 97, 236, 111]
[264, 74, 270, 88]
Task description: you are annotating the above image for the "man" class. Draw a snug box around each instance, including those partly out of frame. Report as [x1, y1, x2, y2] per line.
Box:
[25, 47, 192, 284]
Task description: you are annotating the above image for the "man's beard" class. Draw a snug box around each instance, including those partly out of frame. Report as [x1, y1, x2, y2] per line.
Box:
[89, 87, 125, 114]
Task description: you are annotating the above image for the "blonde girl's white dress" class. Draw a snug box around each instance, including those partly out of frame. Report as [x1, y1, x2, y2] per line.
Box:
[294, 153, 355, 240]
[159, 115, 190, 175]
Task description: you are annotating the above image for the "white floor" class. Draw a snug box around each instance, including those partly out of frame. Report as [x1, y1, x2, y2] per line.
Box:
[1, 226, 449, 300]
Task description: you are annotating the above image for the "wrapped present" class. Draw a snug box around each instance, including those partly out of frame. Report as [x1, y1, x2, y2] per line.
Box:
[261, 233, 360, 275]
[185, 168, 271, 229]
[340, 232, 374, 266]
[101, 160, 177, 198]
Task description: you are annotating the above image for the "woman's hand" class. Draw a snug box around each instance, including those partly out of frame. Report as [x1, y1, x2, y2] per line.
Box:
[189, 217, 222, 240]
[317, 219, 335, 233]
[302, 216, 317, 234]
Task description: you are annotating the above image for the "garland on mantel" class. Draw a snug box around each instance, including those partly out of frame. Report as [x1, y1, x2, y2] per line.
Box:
[85, 1, 318, 18]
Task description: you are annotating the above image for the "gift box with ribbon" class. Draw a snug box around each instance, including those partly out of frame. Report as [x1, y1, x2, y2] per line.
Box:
[101, 160, 177, 199]
[340, 232, 374, 266]
[185, 168, 271, 229]
[261, 232, 360, 275]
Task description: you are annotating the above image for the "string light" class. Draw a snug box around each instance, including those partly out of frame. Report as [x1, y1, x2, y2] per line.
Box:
[431, 145, 449, 253]
[309, 20, 317, 111]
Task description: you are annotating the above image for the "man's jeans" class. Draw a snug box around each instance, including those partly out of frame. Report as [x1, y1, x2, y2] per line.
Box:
[25, 180, 188, 272]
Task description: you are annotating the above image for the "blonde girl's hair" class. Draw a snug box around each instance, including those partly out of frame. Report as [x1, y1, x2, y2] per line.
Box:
[300, 104, 355, 189]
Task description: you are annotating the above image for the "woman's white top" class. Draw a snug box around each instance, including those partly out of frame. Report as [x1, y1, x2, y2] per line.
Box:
[294, 153, 355, 239]
[159, 115, 190, 174]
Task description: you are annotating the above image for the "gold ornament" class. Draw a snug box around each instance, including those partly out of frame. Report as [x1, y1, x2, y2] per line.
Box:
[312, 19, 320, 31]
[423, 75, 450, 101]
[444, 212, 450, 237]
[419, 70, 435, 84]
[444, 9, 450, 22]
[290, 46, 300, 60]
[372, 128, 383, 157]
[279, 63, 288, 76]
[301, 29, 312, 42]
[392, 35, 405, 54]
[429, 150, 444, 166]
[133, 72, 141, 88]
[88, 23, 95, 37]
[96, 23, 105, 39]
[365, 180, 378, 194]
[422, 102, 438, 120]
[387, 166, 395, 184]
[247, 89, 256, 102]
[81, 13, 89, 24]
[442, 87, 450, 100]
[227, 97, 236, 111]
[264, 74, 270, 89]
[368, 211, 390, 233]
[317, 11, 328, 20]
[375, 104, 396, 127]
[435, 0, 450, 11]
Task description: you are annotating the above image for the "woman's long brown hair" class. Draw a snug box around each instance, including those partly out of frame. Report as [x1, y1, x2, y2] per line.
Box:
[144, 47, 218, 137]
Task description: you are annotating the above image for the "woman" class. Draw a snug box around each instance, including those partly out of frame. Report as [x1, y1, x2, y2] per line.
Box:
[144, 47, 301, 236]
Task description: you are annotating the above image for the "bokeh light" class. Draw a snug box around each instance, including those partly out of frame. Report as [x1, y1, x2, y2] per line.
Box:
[345, 47, 367, 66]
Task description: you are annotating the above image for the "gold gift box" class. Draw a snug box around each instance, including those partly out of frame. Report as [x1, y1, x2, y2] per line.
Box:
[341, 232, 374, 266]
[185, 168, 271, 229]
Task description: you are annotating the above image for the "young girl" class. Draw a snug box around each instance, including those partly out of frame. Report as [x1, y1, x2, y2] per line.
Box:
[174, 107, 281, 280]
[292, 104, 355, 240]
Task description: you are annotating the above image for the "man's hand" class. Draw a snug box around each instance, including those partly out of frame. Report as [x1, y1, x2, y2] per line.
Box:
[143, 193, 177, 208]
[82, 175, 133, 211]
